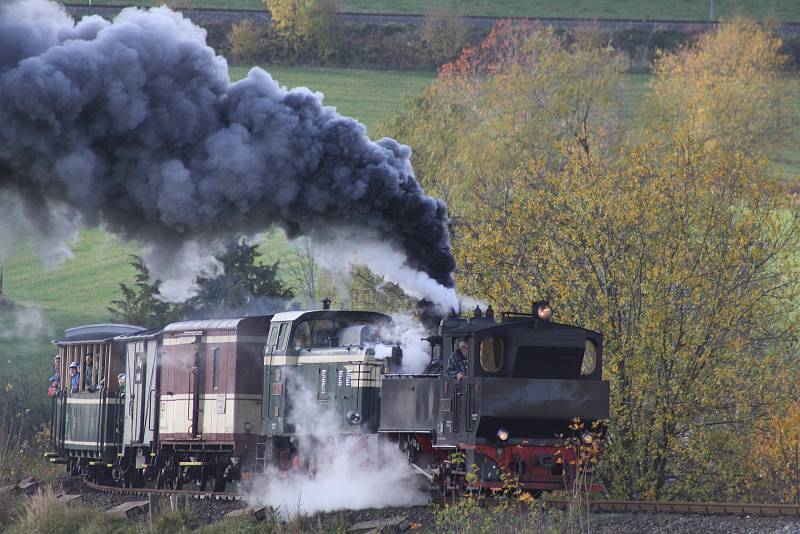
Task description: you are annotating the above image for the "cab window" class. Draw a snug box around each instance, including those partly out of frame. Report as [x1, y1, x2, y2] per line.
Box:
[292, 320, 337, 350]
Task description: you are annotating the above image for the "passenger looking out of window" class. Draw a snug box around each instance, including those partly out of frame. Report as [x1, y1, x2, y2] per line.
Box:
[117, 373, 126, 398]
[84, 353, 97, 392]
[69, 362, 80, 393]
[47, 354, 60, 396]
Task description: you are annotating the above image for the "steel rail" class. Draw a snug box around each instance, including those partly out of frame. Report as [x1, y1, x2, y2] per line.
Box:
[545, 499, 800, 517]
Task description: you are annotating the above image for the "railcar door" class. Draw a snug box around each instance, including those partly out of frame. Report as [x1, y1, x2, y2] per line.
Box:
[262, 321, 289, 434]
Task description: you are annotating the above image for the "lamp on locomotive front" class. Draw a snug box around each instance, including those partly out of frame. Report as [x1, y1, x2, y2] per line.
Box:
[497, 427, 510, 442]
[533, 300, 553, 321]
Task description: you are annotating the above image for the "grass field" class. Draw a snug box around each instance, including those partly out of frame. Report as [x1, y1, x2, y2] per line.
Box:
[64, 0, 800, 22]
[230, 66, 435, 133]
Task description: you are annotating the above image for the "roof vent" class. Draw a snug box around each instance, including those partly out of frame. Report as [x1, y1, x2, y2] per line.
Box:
[321, 297, 333, 310]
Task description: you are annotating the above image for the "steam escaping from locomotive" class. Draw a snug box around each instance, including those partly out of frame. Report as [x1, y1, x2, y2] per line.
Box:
[0, 0, 458, 311]
[249, 369, 429, 515]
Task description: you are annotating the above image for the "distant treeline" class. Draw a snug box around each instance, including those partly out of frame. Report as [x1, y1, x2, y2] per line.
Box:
[218, 18, 800, 71]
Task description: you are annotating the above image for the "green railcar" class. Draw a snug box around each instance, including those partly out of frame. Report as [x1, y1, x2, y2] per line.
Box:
[51, 324, 143, 481]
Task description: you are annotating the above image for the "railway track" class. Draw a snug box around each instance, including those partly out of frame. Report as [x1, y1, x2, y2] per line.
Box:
[81, 480, 800, 517]
[82, 479, 242, 501]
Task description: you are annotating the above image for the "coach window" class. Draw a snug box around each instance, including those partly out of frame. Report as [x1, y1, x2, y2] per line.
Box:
[212, 347, 220, 390]
[479, 336, 504, 374]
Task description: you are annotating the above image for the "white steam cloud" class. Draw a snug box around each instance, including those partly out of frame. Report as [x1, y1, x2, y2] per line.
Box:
[311, 230, 459, 314]
[248, 370, 428, 516]
[0, 305, 50, 340]
[373, 314, 431, 374]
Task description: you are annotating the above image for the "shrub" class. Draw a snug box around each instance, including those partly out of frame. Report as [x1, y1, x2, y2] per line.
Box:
[228, 21, 266, 65]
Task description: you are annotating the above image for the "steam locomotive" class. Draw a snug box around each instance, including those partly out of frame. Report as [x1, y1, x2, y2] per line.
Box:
[47, 300, 609, 493]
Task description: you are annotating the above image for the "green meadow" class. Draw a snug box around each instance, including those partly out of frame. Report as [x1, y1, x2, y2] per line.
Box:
[67, 0, 800, 22]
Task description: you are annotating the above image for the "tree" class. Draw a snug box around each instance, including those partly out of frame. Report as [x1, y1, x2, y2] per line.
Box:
[265, 0, 339, 60]
[228, 20, 264, 64]
[383, 21, 626, 225]
[417, 9, 468, 67]
[108, 256, 181, 329]
[186, 238, 294, 318]
[645, 18, 799, 163]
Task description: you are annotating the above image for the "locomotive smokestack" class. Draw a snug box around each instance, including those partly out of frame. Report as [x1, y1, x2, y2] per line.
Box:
[0, 0, 457, 307]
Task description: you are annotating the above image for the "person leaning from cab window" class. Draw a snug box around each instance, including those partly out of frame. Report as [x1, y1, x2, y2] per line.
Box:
[447, 340, 469, 380]
[69, 361, 80, 393]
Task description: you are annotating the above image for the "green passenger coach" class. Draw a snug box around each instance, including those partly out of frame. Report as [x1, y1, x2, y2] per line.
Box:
[51, 324, 143, 481]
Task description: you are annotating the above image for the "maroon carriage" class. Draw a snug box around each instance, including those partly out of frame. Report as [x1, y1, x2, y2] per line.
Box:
[155, 316, 270, 490]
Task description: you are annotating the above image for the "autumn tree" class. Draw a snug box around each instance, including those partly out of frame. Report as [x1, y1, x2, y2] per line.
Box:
[265, 0, 339, 60]
[645, 18, 799, 163]
[417, 9, 468, 67]
[384, 22, 627, 223]
[228, 20, 264, 64]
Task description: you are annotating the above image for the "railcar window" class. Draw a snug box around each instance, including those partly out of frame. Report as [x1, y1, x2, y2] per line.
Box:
[212, 347, 220, 390]
[267, 325, 279, 349]
[276, 322, 288, 351]
[479, 336, 504, 373]
[581, 340, 597, 375]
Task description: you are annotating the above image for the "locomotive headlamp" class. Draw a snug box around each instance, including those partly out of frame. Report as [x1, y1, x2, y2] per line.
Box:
[497, 427, 510, 442]
[533, 300, 552, 321]
[346, 411, 363, 425]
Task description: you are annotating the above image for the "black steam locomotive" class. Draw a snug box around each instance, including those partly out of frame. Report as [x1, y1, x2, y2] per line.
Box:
[47, 300, 609, 493]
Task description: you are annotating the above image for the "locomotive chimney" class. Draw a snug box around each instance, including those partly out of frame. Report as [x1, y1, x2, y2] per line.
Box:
[485, 305, 494, 320]
[473, 305, 483, 319]
[321, 297, 332, 310]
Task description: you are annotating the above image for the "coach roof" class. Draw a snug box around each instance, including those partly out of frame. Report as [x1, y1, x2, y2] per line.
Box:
[163, 318, 248, 332]
[54, 323, 144, 345]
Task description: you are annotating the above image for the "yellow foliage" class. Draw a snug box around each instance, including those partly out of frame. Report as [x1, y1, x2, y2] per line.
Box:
[648, 17, 798, 159]
[751, 396, 800, 503]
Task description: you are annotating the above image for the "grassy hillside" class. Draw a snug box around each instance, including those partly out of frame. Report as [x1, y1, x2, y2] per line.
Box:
[67, 1, 800, 22]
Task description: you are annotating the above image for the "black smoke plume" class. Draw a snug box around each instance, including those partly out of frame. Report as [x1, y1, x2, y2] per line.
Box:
[0, 1, 456, 308]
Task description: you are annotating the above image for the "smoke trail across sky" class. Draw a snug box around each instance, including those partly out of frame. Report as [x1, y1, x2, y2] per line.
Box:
[0, 0, 458, 309]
